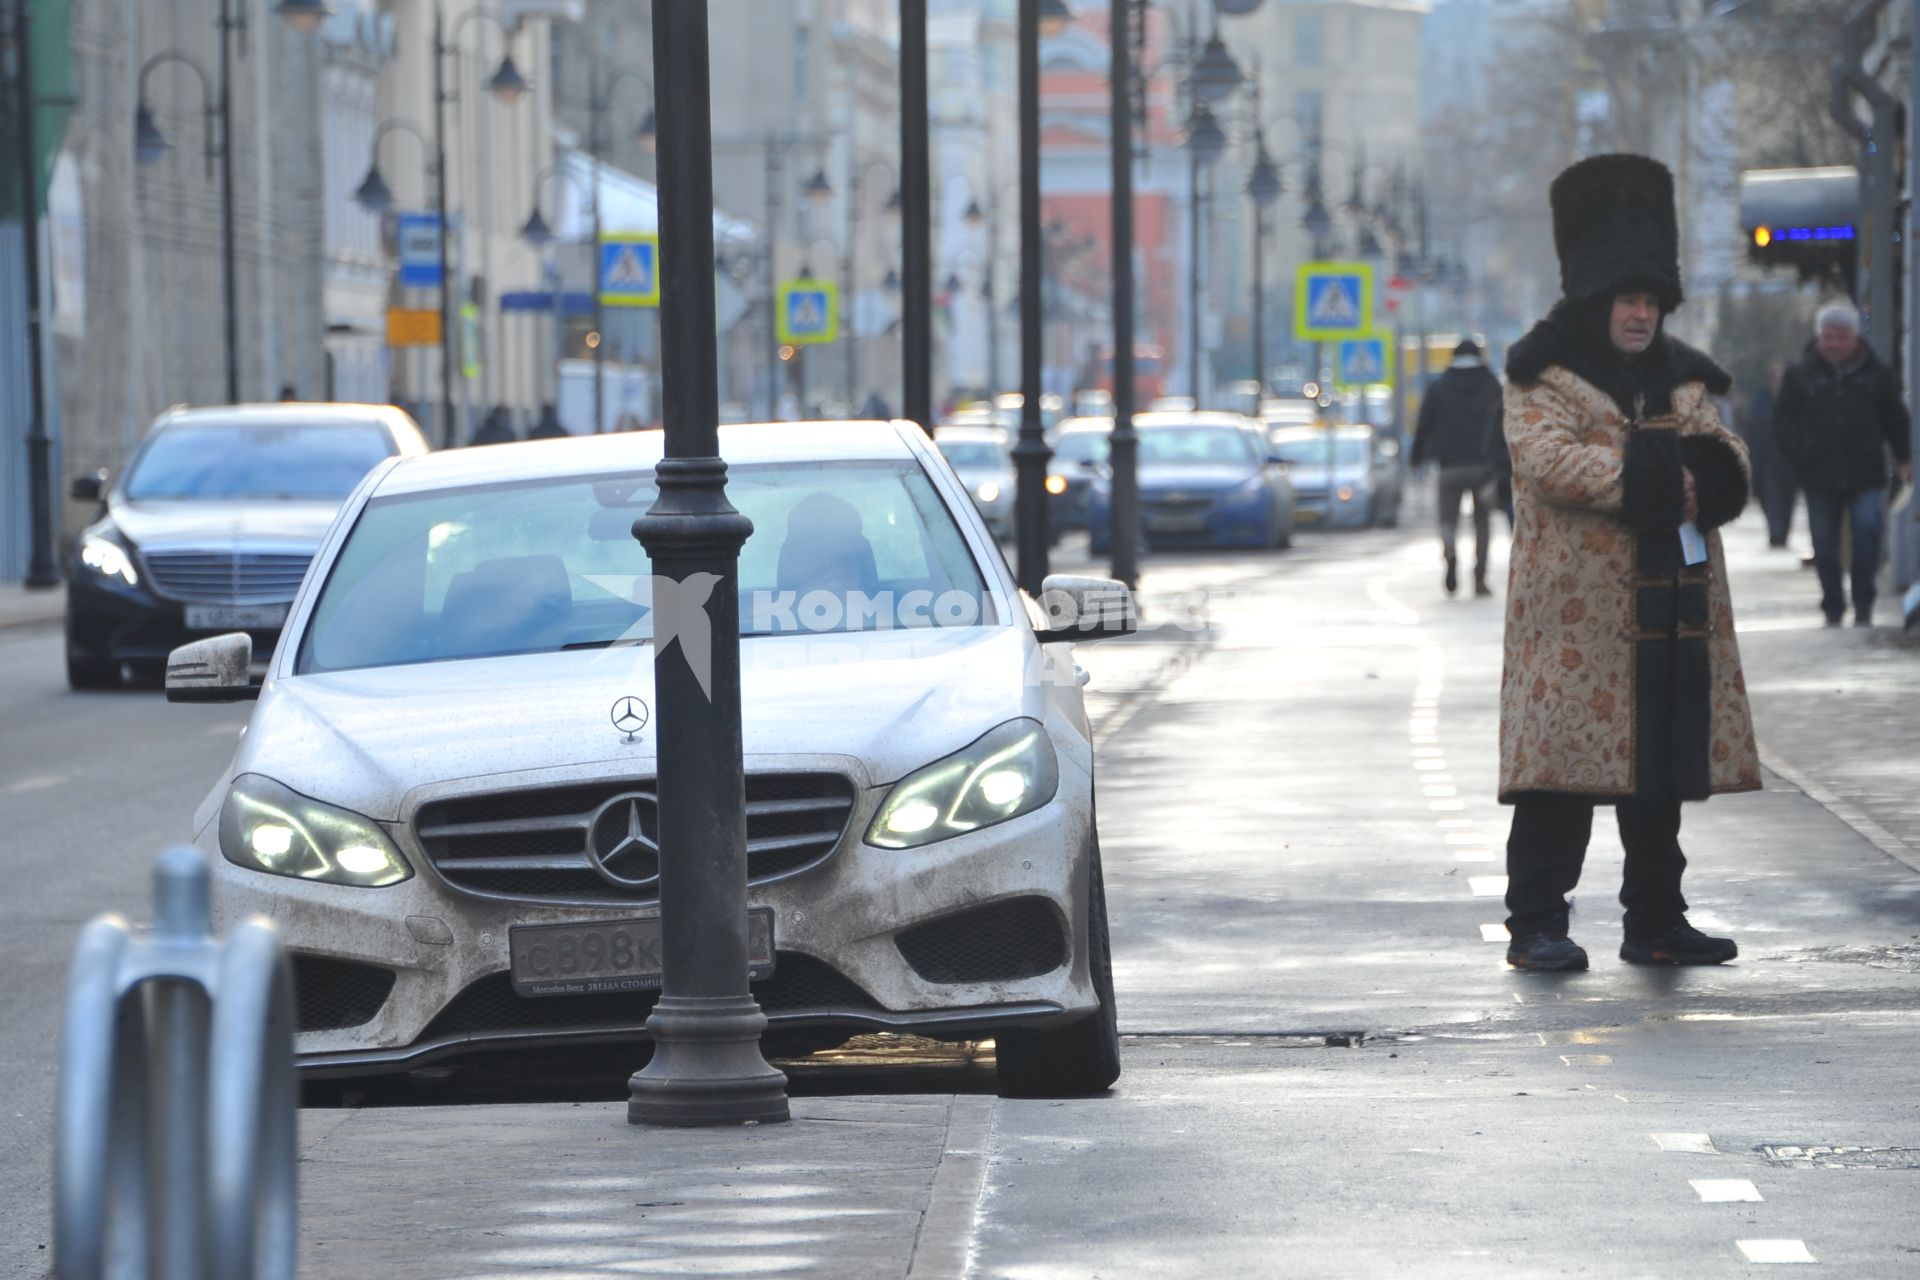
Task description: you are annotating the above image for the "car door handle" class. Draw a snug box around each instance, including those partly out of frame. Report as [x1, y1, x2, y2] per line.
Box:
[1074, 664, 1091, 686]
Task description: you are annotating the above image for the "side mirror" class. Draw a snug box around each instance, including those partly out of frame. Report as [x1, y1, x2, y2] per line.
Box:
[69, 470, 106, 502]
[1035, 574, 1137, 643]
[166, 633, 259, 703]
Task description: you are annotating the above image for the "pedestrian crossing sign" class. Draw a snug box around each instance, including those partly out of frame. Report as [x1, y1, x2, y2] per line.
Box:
[777, 278, 838, 345]
[600, 234, 660, 308]
[1294, 262, 1373, 340]
[1334, 331, 1393, 390]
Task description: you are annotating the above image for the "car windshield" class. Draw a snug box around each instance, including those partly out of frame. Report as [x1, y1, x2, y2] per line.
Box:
[1271, 435, 1370, 467]
[1137, 427, 1254, 467]
[296, 460, 996, 673]
[937, 441, 1005, 470]
[124, 421, 396, 501]
[1052, 432, 1110, 465]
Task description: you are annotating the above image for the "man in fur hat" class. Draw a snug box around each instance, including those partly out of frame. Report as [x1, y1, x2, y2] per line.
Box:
[1497, 154, 1761, 972]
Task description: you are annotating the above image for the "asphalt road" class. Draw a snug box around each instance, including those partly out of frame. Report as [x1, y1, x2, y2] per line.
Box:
[3, 510, 1918, 1277]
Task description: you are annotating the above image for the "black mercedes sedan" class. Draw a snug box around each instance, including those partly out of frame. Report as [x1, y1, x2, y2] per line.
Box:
[64, 403, 428, 688]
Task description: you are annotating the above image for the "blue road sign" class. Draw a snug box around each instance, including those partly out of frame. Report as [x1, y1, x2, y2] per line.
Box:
[777, 279, 838, 345]
[1335, 333, 1391, 389]
[397, 213, 443, 289]
[600, 234, 659, 307]
[1294, 262, 1373, 340]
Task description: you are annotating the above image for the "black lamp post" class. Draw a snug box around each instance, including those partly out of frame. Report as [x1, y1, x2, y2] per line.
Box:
[1013, 0, 1060, 595]
[900, 0, 932, 434]
[11, 0, 55, 586]
[134, 50, 232, 402]
[430, 2, 526, 446]
[1183, 101, 1227, 405]
[846, 156, 900, 413]
[1107, 0, 1138, 588]
[1245, 138, 1282, 398]
[626, 0, 789, 1129]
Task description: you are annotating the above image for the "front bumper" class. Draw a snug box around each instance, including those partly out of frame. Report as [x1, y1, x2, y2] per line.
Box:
[65, 568, 289, 667]
[203, 762, 1099, 1077]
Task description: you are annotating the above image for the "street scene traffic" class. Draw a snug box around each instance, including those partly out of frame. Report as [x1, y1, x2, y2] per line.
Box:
[4, 0, 1920, 1276]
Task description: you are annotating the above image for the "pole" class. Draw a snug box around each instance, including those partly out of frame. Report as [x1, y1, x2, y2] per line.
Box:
[1108, 0, 1138, 588]
[985, 210, 1000, 394]
[1251, 200, 1264, 400]
[14, 0, 56, 587]
[627, 0, 788, 1129]
[218, 0, 238, 402]
[432, 4, 456, 445]
[844, 164, 857, 410]
[1014, 0, 1052, 592]
[591, 64, 606, 433]
[900, 0, 932, 433]
[1187, 136, 1200, 405]
[764, 143, 779, 420]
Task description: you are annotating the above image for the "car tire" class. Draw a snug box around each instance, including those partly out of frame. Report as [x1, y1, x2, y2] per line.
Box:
[65, 645, 119, 691]
[995, 835, 1121, 1098]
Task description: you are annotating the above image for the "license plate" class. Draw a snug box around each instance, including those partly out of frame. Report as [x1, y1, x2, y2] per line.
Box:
[508, 908, 776, 998]
[1146, 515, 1207, 534]
[185, 603, 288, 630]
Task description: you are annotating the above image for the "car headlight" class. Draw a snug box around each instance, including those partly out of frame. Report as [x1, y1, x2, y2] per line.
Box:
[219, 774, 412, 887]
[80, 535, 138, 586]
[867, 719, 1059, 850]
[1336, 485, 1356, 502]
[977, 481, 1002, 503]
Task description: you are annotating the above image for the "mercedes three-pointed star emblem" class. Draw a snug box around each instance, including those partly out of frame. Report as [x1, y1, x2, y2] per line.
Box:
[610, 695, 650, 741]
[586, 794, 659, 889]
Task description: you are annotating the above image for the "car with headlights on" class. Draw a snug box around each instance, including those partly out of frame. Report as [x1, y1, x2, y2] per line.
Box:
[1085, 411, 1293, 552]
[1270, 423, 1399, 528]
[933, 424, 1015, 540]
[169, 421, 1132, 1098]
[64, 403, 428, 689]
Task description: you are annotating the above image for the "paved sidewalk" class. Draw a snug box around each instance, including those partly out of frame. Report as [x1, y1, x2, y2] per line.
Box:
[0, 583, 62, 631]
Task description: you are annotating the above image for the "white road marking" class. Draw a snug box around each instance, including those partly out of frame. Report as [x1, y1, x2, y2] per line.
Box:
[1479, 924, 1508, 942]
[3, 774, 63, 794]
[1559, 1054, 1613, 1066]
[1736, 1239, 1815, 1264]
[1652, 1133, 1717, 1153]
[1691, 1179, 1763, 1203]
[1467, 876, 1508, 897]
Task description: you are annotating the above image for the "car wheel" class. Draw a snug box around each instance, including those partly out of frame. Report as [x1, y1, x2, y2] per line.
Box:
[995, 834, 1121, 1098]
[65, 646, 119, 691]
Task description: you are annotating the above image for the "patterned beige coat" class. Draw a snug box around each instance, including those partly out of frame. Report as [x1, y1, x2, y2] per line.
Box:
[1498, 363, 1762, 802]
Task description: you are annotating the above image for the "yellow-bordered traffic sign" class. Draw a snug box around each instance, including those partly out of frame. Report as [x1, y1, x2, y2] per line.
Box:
[1333, 330, 1393, 390]
[600, 234, 660, 307]
[776, 278, 838, 345]
[1294, 261, 1373, 340]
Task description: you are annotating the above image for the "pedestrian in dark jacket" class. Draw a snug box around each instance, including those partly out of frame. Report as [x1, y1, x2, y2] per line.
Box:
[469, 405, 518, 446]
[1773, 301, 1914, 626]
[1412, 338, 1505, 595]
[1497, 153, 1757, 974]
[528, 403, 570, 439]
[1739, 360, 1797, 548]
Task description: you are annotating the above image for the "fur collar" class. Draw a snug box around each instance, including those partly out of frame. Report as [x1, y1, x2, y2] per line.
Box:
[1506, 305, 1730, 420]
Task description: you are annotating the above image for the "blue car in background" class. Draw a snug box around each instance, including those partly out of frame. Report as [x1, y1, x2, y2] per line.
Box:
[1086, 412, 1293, 553]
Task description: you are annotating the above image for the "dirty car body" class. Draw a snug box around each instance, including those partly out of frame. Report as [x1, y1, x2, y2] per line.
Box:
[190, 421, 1120, 1094]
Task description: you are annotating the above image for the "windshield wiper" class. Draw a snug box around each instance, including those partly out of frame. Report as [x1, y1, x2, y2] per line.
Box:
[561, 638, 650, 651]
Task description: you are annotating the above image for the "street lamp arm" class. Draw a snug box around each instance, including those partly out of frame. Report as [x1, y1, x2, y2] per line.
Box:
[136, 49, 215, 107]
[135, 50, 219, 177]
[371, 117, 436, 176]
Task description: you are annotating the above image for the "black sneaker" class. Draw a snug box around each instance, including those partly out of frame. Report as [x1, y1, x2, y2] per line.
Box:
[1444, 557, 1459, 595]
[1620, 922, 1738, 966]
[1506, 933, 1589, 971]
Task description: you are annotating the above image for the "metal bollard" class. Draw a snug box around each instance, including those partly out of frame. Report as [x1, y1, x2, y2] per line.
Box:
[54, 846, 298, 1280]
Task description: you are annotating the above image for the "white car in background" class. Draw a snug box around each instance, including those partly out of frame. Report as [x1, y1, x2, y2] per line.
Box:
[932, 423, 1016, 539]
[172, 421, 1131, 1098]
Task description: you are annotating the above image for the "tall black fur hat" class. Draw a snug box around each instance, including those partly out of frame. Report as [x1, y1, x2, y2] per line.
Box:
[1550, 153, 1682, 310]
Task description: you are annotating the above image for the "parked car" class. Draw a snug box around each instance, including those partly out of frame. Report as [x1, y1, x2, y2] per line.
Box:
[64, 403, 429, 689]
[169, 421, 1130, 1097]
[1086, 412, 1293, 552]
[1046, 416, 1113, 537]
[1269, 423, 1400, 528]
[932, 425, 1015, 539]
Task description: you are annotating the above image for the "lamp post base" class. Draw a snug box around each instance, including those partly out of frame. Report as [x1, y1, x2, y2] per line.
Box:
[627, 996, 791, 1127]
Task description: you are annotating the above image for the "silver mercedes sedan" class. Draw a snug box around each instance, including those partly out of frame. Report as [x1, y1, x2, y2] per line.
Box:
[173, 421, 1130, 1097]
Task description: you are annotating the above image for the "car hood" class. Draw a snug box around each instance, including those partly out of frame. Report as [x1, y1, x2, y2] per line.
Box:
[235, 625, 1044, 820]
[107, 498, 344, 549]
[1138, 464, 1258, 493]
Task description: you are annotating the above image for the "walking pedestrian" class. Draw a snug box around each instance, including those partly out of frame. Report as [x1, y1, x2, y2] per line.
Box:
[1771, 302, 1914, 627]
[1411, 339, 1505, 596]
[528, 403, 569, 439]
[1740, 360, 1798, 548]
[1497, 154, 1760, 972]
[469, 405, 517, 446]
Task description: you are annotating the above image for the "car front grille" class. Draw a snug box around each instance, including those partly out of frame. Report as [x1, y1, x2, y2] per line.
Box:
[895, 897, 1069, 984]
[291, 954, 397, 1032]
[142, 549, 313, 604]
[1143, 495, 1216, 516]
[418, 952, 881, 1040]
[414, 773, 857, 903]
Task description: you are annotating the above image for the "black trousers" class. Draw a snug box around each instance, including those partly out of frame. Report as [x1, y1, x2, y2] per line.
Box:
[1504, 794, 1688, 939]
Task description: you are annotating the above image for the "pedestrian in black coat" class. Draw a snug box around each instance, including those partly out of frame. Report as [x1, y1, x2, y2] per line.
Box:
[1773, 301, 1914, 626]
[1739, 360, 1797, 547]
[528, 403, 570, 439]
[1412, 338, 1505, 595]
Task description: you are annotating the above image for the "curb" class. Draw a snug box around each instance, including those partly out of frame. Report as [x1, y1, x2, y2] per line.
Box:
[0, 590, 64, 632]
